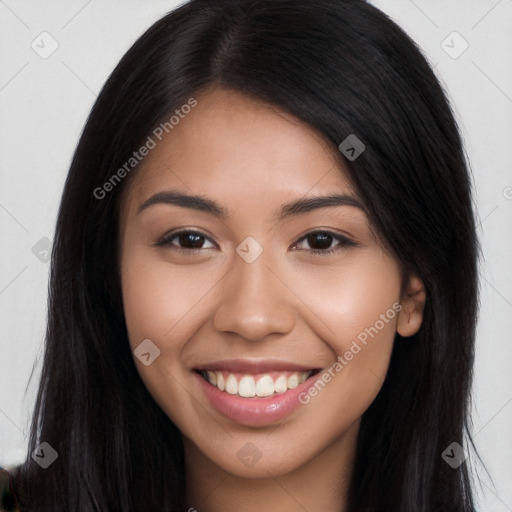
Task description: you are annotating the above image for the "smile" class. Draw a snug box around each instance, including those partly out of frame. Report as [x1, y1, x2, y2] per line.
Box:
[197, 369, 319, 398]
[193, 360, 323, 427]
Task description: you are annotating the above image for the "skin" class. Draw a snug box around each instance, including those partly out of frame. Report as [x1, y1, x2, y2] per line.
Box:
[119, 87, 426, 512]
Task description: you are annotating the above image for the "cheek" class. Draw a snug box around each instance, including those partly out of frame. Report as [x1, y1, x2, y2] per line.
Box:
[120, 248, 216, 428]
[296, 250, 401, 342]
[290, 252, 402, 415]
[120, 249, 220, 347]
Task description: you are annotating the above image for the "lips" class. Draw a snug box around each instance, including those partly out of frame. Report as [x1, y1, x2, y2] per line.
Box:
[194, 359, 317, 374]
[192, 359, 322, 426]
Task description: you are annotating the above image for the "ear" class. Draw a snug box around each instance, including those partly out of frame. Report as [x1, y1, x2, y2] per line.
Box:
[397, 274, 426, 337]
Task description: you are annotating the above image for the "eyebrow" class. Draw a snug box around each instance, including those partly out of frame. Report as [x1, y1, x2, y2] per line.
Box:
[137, 188, 365, 220]
[138, 189, 226, 217]
[277, 193, 364, 220]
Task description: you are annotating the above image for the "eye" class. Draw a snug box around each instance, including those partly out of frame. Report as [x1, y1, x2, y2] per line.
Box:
[153, 230, 216, 251]
[292, 230, 357, 254]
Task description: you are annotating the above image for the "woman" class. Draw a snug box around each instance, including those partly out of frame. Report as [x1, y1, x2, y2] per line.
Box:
[4, 0, 479, 510]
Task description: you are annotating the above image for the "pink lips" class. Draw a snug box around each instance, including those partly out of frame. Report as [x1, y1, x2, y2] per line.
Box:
[193, 359, 320, 427]
[194, 358, 315, 374]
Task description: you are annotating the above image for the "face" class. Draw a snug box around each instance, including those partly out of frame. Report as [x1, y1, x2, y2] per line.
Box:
[119, 87, 424, 479]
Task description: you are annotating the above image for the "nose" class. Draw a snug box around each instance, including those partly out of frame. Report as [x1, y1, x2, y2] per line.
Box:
[212, 250, 296, 342]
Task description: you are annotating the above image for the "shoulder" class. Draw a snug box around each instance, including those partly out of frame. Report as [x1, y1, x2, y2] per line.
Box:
[0, 466, 20, 512]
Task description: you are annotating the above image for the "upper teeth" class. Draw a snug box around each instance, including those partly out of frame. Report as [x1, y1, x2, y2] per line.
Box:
[204, 370, 313, 397]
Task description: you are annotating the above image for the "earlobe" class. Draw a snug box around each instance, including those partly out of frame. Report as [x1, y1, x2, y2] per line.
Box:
[397, 274, 426, 337]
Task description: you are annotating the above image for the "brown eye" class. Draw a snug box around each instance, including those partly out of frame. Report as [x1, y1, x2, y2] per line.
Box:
[293, 230, 357, 254]
[154, 230, 216, 250]
[306, 232, 334, 250]
[177, 232, 206, 248]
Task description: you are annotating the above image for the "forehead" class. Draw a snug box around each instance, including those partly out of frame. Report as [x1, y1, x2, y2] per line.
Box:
[121, 87, 356, 217]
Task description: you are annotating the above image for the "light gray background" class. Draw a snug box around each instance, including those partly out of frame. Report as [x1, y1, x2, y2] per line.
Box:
[1, 0, 511, 510]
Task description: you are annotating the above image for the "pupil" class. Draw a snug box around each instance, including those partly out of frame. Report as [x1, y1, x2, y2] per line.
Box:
[308, 232, 332, 250]
[180, 232, 203, 248]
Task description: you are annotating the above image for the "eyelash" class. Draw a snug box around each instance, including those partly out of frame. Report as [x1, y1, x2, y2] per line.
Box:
[153, 229, 357, 255]
[294, 231, 358, 254]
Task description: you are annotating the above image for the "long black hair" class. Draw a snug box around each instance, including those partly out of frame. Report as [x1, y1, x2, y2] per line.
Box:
[16, 0, 479, 510]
